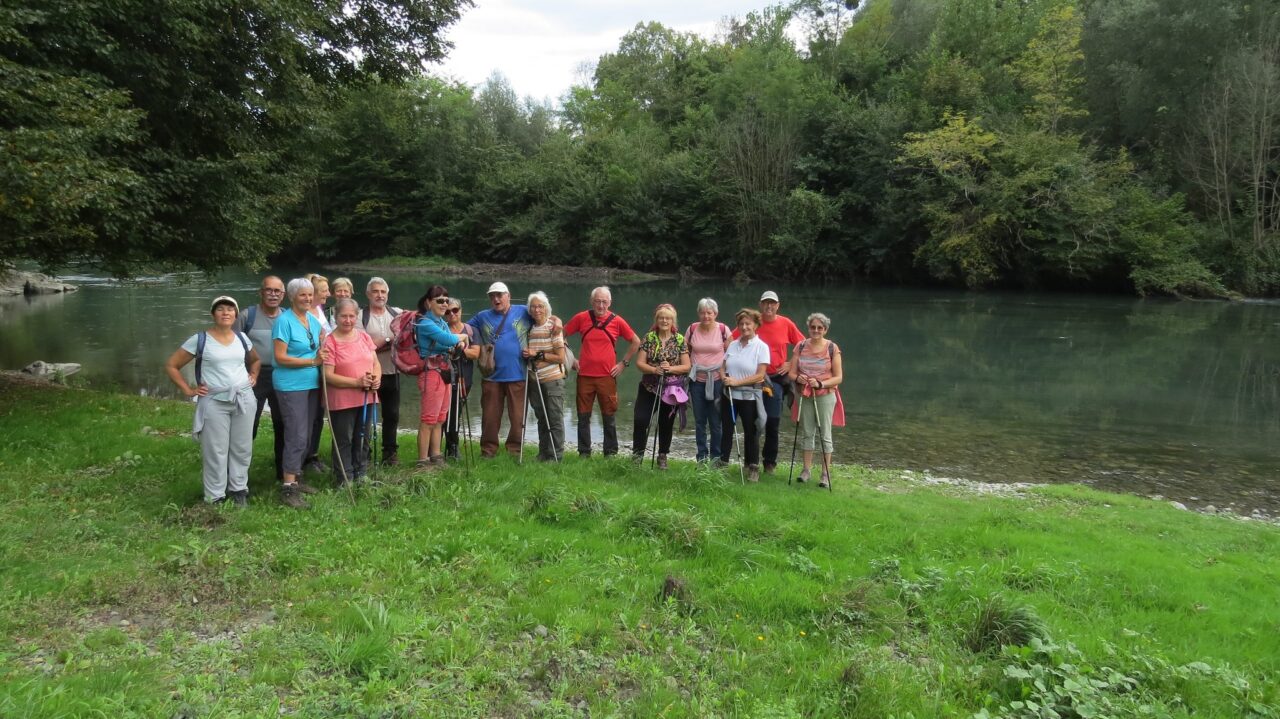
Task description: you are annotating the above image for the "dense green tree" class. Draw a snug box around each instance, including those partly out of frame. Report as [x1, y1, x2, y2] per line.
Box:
[0, 0, 469, 274]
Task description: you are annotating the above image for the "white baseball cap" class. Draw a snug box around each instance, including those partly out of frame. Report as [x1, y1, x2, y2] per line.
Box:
[759, 290, 780, 302]
[210, 295, 239, 313]
[487, 281, 510, 295]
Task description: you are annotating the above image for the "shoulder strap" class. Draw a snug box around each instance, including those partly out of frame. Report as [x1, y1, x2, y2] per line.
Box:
[195, 332, 207, 386]
[245, 304, 257, 330]
[361, 307, 370, 328]
[389, 307, 401, 317]
[237, 331, 251, 354]
[492, 309, 511, 341]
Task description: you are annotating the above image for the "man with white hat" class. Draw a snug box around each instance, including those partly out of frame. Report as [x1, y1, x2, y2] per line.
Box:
[732, 290, 804, 474]
[466, 281, 534, 458]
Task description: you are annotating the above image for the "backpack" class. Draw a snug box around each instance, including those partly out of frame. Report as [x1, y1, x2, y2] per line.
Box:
[390, 311, 426, 375]
[195, 331, 252, 386]
[361, 305, 401, 328]
[582, 312, 616, 342]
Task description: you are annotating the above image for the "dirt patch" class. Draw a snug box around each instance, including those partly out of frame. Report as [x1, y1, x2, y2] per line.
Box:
[0, 369, 73, 390]
[325, 260, 670, 285]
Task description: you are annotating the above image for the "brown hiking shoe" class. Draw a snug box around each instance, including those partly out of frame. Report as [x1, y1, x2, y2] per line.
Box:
[746, 465, 760, 483]
[657, 454, 668, 470]
[415, 459, 440, 473]
[295, 481, 320, 495]
[281, 484, 309, 509]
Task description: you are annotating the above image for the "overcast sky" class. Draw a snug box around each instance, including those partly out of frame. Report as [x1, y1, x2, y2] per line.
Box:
[434, 0, 777, 105]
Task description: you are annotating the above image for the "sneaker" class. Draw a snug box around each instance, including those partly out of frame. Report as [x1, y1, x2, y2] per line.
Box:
[746, 465, 760, 483]
[281, 484, 309, 509]
[230, 490, 249, 507]
[631, 452, 644, 466]
[295, 481, 320, 495]
[819, 470, 831, 489]
[415, 459, 440, 473]
[304, 459, 328, 474]
[211, 496, 228, 505]
[657, 454, 668, 471]
[764, 463, 777, 474]
[382, 452, 399, 467]
[445, 446, 460, 461]
[797, 468, 810, 483]
[429, 454, 446, 466]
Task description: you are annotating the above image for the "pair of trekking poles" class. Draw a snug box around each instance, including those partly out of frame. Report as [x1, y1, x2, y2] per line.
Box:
[518, 356, 560, 465]
[319, 369, 379, 504]
[721, 382, 833, 491]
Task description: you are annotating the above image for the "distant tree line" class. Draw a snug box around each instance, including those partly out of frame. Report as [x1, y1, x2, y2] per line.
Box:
[4, 0, 1278, 296]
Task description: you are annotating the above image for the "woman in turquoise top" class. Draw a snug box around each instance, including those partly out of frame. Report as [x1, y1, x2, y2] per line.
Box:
[415, 285, 468, 470]
[272, 277, 329, 508]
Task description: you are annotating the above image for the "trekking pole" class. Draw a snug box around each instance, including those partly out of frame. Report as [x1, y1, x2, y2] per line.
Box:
[648, 371, 664, 469]
[725, 385, 744, 484]
[370, 396, 380, 485]
[529, 359, 559, 464]
[461, 372, 475, 475]
[788, 389, 801, 486]
[813, 394, 832, 492]
[518, 360, 531, 466]
[357, 389, 368, 481]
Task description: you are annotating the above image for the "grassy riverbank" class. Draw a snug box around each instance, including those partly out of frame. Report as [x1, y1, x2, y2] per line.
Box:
[1, 378, 1277, 718]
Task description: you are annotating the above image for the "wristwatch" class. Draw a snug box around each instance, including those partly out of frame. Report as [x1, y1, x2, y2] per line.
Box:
[622, 359, 630, 367]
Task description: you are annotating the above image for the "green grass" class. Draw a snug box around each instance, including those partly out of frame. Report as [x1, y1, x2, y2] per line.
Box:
[1, 377, 1278, 718]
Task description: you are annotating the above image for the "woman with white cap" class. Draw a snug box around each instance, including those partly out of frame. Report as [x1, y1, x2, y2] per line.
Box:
[165, 296, 262, 505]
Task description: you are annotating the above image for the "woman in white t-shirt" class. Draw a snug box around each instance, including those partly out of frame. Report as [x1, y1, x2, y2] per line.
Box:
[720, 308, 770, 482]
[165, 296, 262, 505]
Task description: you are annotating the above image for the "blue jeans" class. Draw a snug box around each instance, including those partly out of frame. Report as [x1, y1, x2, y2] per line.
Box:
[689, 379, 723, 462]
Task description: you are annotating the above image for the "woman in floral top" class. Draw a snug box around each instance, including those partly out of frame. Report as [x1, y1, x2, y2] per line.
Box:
[631, 304, 691, 469]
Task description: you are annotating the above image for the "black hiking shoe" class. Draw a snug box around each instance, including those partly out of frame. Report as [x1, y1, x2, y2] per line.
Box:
[281, 484, 309, 509]
[304, 459, 328, 474]
[382, 452, 399, 467]
[229, 490, 249, 507]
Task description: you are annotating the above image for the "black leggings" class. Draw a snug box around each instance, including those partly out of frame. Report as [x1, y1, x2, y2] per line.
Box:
[719, 397, 759, 465]
[632, 384, 675, 456]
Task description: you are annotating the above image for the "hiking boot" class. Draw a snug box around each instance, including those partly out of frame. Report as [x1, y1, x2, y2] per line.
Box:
[445, 445, 460, 462]
[429, 454, 446, 466]
[295, 481, 320, 495]
[712, 458, 728, 469]
[764, 463, 777, 474]
[304, 459, 328, 474]
[657, 454, 668, 471]
[819, 469, 831, 489]
[211, 496, 228, 505]
[746, 465, 760, 483]
[230, 490, 249, 507]
[797, 468, 810, 483]
[281, 484, 309, 509]
[631, 452, 644, 466]
[415, 459, 440, 473]
[382, 452, 399, 467]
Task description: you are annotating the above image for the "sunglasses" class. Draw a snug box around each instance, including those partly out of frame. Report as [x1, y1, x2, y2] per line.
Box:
[445, 308, 460, 315]
[808, 325, 826, 330]
[433, 298, 451, 305]
[306, 327, 316, 351]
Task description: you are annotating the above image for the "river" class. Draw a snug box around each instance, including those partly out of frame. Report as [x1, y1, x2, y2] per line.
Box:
[2, 267, 1277, 514]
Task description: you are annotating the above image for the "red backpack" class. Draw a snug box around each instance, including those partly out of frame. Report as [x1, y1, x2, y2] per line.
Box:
[391, 311, 426, 375]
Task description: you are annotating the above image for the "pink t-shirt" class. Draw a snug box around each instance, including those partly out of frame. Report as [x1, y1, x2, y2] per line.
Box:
[686, 322, 729, 382]
[322, 332, 380, 411]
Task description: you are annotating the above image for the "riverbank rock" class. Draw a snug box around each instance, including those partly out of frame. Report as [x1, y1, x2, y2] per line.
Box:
[22, 361, 82, 378]
[0, 270, 79, 296]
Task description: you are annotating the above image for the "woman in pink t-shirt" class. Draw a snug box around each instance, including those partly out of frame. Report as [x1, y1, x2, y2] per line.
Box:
[685, 297, 731, 464]
[322, 298, 381, 485]
[786, 312, 844, 488]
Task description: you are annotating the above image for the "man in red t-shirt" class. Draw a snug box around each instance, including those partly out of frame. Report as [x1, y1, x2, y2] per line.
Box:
[563, 286, 641, 457]
[732, 290, 804, 473]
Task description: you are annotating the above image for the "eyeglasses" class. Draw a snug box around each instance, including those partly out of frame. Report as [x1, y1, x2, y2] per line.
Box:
[808, 325, 826, 331]
[433, 298, 451, 305]
[262, 288, 284, 295]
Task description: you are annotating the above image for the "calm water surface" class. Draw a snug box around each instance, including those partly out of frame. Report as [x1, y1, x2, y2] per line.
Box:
[2, 268, 1277, 513]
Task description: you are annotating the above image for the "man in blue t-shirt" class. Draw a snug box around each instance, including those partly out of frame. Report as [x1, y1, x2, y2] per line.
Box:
[467, 282, 532, 458]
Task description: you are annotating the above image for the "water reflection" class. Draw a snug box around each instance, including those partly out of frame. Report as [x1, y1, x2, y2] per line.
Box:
[0, 269, 1276, 513]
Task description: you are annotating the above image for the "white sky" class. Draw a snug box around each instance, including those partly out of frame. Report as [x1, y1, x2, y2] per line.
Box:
[434, 0, 778, 105]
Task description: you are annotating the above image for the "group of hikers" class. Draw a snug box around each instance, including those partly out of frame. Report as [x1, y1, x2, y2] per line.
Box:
[164, 274, 845, 508]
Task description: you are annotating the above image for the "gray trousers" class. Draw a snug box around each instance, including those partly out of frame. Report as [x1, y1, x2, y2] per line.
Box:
[799, 392, 837, 453]
[199, 397, 253, 502]
[329, 405, 373, 483]
[527, 375, 565, 461]
[278, 389, 319, 476]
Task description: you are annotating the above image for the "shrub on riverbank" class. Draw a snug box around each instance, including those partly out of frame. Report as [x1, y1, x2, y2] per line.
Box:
[1, 378, 1276, 717]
